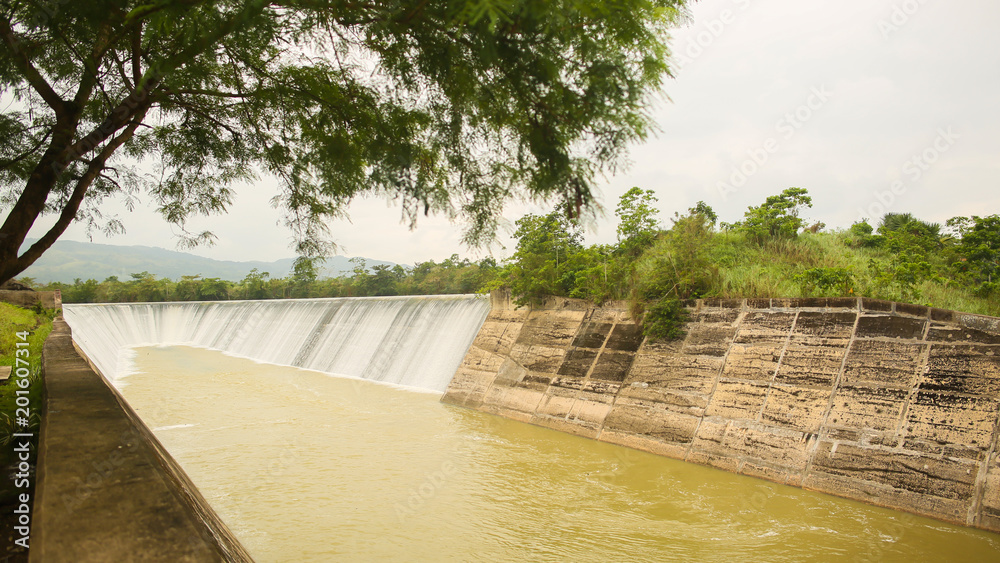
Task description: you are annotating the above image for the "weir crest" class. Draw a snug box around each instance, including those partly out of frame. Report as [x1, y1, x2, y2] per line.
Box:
[63, 295, 490, 393]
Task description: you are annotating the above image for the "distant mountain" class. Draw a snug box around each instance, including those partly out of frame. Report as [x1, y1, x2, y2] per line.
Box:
[17, 239, 397, 283]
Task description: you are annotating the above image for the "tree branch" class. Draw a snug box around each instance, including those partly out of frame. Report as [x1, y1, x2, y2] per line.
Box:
[131, 19, 142, 86]
[0, 16, 65, 115]
[122, 0, 214, 28]
[5, 108, 150, 281]
[173, 97, 243, 138]
[110, 49, 135, 91]
[149, 0, 271, 88]
[72, 19, 114, 108]
[170, 88, 251, 98]
[62, 74, 162, 161]
[0, 130, 52, 170]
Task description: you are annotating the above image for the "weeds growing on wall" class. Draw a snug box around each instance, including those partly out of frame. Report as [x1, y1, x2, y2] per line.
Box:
[640, 297, 691, 341]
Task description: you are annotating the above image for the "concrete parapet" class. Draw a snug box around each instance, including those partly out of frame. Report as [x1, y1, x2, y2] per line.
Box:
[444, 293, 1000, 532]
[0, 289, 61, 310]
[33, 319, 253, 562]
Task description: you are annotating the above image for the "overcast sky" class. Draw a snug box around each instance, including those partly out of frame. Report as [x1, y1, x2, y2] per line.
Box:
[30, 0, 1000, 265]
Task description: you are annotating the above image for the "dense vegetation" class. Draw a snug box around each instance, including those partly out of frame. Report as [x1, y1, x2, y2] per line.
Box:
[21, 187, 1000, 340]
[486, 187, 999, 338]
[0, 303, 54, 561]
[0, 0, 687, 285]
[28, 255, 498, 303]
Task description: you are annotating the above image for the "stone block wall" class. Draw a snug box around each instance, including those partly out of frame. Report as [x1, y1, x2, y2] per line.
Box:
[442, 291, 1000, 531]
[0, 289, 61, 310]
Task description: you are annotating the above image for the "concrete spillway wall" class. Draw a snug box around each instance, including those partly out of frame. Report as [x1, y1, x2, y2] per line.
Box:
[35, 319, 253, 562]
[442, 291, 1000, 532]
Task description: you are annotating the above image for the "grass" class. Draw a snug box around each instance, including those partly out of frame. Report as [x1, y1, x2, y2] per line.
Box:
[0, 302, 56, 561]
[641, 229, 999, 317]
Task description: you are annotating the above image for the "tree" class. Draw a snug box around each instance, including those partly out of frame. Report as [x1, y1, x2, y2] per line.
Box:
[289, 256, 322, 297]
[631, 204, 716, 304]
[174, 274, 203, 301]
[368, 263, 402, 296]
[500, 210, 584, 302]
[615, 186, 660, 255]
[879, 212, 939, 237]
[687, 200, 717, 226]
[198, 277, 231, 300]
[731, 187, 813, 243]
[129, 271, 167, 301]
[0, 0, 688, 285]
[950, 215, 1000, 284]
[239, 268, 269, 299]
[570, 187, 667, 303]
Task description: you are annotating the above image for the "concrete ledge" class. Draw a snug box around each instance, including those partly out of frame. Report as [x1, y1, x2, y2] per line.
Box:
[33, 318, 253, 562]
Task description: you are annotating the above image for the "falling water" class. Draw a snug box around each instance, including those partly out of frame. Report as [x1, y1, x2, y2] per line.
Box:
[62, 295, 490, 392]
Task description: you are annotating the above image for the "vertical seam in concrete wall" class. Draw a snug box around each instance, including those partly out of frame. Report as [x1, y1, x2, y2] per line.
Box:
[685, 299, 743, 462]
[971, 400, 1000, 526]
[569, 311, 613, 422]
[591, 315, 623, 437]
[479, 311, 528, 409]
[891, 314, 932, 449]
[757, 309, 800, 425]
[968, 305, 1000, 528]
[804, 300, 861, 480]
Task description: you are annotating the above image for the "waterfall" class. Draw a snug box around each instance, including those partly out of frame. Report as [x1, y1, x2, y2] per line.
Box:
[63, 296, 491, 393]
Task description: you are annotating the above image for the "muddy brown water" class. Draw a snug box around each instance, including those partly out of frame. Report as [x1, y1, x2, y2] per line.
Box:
[118, 346, 1000, 562]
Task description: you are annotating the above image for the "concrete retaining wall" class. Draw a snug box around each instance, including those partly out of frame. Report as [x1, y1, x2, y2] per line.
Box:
[0, 290, 61, 310]
[34, 319, 253, 562]
[443, 292, 1000, 532]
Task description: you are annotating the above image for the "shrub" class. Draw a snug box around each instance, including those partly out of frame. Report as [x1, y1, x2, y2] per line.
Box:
[793, 267, 855, 296]
[730, 187, 813, 244]
[642, 297, 689, 341]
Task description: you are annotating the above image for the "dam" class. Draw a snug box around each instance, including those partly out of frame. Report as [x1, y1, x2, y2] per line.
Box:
[36, 295, 1000, 560]
[62, 295, 491, 392]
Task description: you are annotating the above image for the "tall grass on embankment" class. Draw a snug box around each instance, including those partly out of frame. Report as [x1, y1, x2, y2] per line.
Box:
[634, 227, 999, 318]
[0, 302, 56, 561]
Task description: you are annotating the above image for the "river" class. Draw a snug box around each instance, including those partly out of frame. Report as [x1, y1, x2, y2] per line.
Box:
[118, 345, 1000, 562]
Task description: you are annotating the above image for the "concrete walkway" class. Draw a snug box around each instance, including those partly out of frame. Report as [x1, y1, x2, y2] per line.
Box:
[32, 319, 253, 562]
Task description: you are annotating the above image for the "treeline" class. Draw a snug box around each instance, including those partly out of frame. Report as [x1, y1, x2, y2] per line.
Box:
[21, 187, 1000, 341]
[28, 255, 497, 303]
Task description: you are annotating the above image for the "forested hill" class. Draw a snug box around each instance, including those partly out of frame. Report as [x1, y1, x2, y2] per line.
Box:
[18, 239, 394, 283]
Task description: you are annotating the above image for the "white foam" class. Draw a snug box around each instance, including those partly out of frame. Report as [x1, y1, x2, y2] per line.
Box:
[64, 295, 490, 393]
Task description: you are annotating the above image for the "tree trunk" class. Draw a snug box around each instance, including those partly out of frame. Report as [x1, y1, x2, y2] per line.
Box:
[0, 103, 149, 286]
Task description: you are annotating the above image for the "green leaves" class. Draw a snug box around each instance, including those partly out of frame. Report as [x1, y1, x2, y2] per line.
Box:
[0, 0, 689, 283]
[953, 215, 1000, 283]
[615, 186, 660, 253]
[793, 267, 854, 297]
[642, 296, 688, 341]
[499, 210, 584, 304]
[729, 187, 813, 244]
